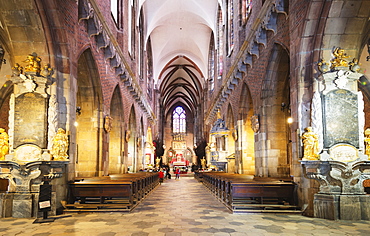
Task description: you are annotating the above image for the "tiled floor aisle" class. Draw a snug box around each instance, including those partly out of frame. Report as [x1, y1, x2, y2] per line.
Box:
[1, 177, 370, 236]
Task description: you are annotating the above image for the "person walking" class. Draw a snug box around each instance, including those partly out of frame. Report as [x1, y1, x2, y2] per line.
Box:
[158, 169, 164, 184]
[175, 167, 181, 180]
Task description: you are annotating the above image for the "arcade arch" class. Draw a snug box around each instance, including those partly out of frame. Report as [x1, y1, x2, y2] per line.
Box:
[75, 49, 103, 177]
[257, 44, 291, 178]
[108, 86, 124, 174]
[127, 105, 137, 172]
[237, 83, 255, 175]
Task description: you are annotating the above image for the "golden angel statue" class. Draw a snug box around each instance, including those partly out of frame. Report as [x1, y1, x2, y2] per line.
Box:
[51, 128, 69, 161]
[0, 128, 9, 160]
[302, 127, 319, 160]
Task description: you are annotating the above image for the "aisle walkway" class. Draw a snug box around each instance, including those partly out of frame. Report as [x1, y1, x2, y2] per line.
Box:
[1, 177, 370, 235]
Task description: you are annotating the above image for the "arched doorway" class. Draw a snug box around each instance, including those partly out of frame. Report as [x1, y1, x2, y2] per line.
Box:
[75, 49, 103, 177]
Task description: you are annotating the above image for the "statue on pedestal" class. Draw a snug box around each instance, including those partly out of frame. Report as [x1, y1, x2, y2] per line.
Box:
[302, 127, 319, 160]
[51, 128, 69, 161]
[0, 128, 9, 160]
[23, 52, 41, 74]
[365, 128, 370, 157]
[201, 157, 206, 169]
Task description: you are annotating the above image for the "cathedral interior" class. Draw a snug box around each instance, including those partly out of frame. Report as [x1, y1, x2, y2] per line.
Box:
[1, 0, 370, 232]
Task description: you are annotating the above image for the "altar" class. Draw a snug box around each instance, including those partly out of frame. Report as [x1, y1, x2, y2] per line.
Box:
[170, 154, 189, 167]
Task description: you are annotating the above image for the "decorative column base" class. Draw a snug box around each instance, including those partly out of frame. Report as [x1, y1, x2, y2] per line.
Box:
[12, 193, 33, 218]
[314, 193, 370, 220]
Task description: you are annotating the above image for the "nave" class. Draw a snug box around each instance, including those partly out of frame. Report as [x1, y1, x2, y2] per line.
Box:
[0, 177, 369, 236]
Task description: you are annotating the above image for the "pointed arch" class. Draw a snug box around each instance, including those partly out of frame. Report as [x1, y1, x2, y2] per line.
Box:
[108, 85, 124, 174]
[127, 105, 137, 172]
[75, 48, 104, 177]
[258, 43, 291, 177]
[226, 104, 236, 173]
[237, 83, 255, 175]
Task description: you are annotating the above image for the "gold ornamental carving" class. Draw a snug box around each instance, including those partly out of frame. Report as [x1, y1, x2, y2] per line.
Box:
[11, 52, 54, 77]
[330, 48, 350, 69]
[24, 53, 42, 74]
[318, 47, 361, 73]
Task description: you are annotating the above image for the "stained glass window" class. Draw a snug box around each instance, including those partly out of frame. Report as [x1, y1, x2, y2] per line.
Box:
[173, 107, 186, 133]
[227, 0, 234, 55]
[217, 6, 223, 79]
[242, 0, 252, 24]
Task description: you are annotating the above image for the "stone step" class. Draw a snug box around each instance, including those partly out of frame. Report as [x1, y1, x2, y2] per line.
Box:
[232, 204, 299, 209]
[233, 209, 303, 214]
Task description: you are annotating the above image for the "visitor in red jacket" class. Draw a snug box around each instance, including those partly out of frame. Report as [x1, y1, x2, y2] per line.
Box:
[175, 168, 181, 180]
[158, 170, 164, 184]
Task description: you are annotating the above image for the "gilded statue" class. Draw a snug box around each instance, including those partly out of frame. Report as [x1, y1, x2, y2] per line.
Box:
[0, 128, 9, 160]
[201, 157, 206, 169]
[302, 127, 319, 160]
[51, 128, 69, 161]
[364, 128, 370, 157]
[24, 53, 41, 74]
[330, 48, 349, 69]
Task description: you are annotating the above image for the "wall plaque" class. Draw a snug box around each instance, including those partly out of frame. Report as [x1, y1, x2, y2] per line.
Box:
[323, 89, 358, 148]
[14, 92, 47, 148]
[329, 144, 358, 162]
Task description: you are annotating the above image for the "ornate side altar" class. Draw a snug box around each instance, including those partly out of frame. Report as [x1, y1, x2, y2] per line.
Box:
[209, 110, 230, 172]
[301, 48, 370, 220]
[0, 53, 68, 218]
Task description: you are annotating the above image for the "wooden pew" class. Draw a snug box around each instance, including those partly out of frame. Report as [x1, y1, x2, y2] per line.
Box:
[199, 172, 299, 213]
[66, 172, 159, 212]
[68, 181, 133, 211]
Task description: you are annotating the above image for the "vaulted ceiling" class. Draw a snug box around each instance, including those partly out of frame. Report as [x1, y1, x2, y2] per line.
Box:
[140, 0, 220, 115]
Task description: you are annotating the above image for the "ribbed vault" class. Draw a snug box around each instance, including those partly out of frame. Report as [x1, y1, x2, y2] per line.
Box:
[159, 56, 204, 117]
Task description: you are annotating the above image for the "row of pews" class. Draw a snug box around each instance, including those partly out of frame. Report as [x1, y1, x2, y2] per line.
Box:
[65, 172, 159, 212]
[195, 172, 301, 213]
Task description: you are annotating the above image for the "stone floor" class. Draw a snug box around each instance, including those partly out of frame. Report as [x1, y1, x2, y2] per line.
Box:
[1, 177, 370, 236]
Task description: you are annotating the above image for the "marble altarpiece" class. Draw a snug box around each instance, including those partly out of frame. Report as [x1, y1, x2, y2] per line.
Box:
[0, 53, 68, 218]
[301, 48, 370, 220]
